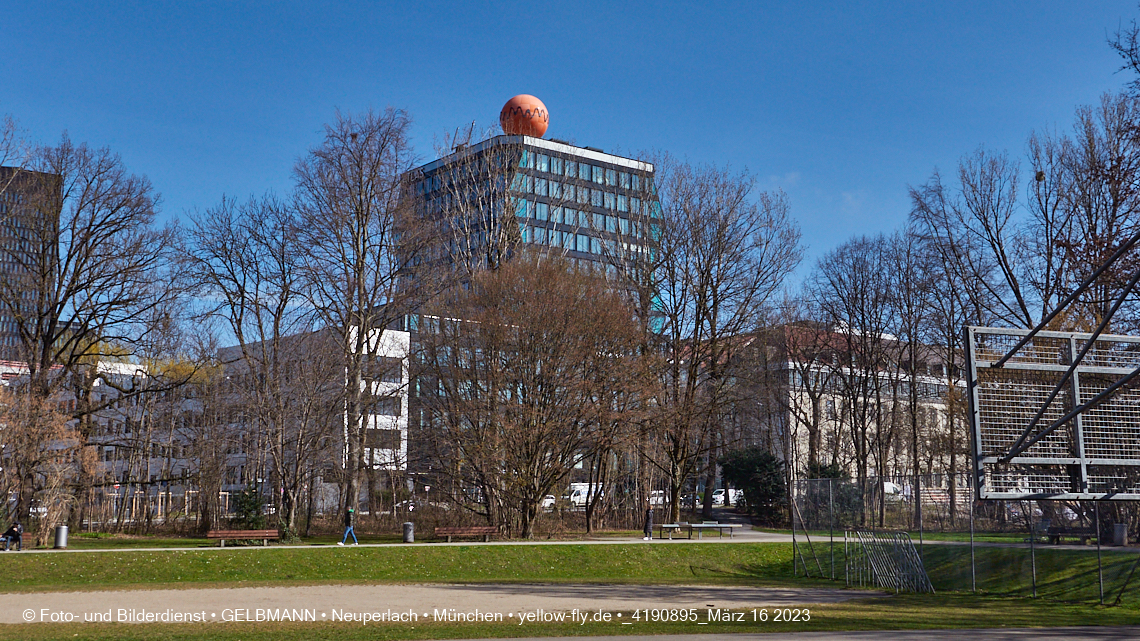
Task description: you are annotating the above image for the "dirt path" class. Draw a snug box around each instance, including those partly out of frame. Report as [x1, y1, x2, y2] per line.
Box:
[1, 583, 876, 624]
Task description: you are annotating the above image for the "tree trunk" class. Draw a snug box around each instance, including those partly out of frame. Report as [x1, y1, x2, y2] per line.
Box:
[701, 433, 717, 520]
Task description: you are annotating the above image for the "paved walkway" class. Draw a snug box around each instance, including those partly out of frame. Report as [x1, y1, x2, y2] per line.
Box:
[0, 583, 873, 624]
[11, 533, 791, 554]
[455, 629, 1140, 641]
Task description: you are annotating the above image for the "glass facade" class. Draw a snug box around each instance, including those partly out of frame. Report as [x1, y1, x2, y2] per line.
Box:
[506, 142, 656, 271]
[0, 168, 54, 361]
[409, 135, 658, 274]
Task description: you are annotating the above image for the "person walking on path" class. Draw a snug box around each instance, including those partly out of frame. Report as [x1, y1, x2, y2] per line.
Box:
[2, 522, 23, 551]
[338, 507, 357, 545]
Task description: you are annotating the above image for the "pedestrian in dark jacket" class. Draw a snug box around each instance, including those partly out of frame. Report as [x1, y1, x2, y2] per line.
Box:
[2, 523, 22, 551]
[338, 507, 357, 546]
[642, 507, 653, 541]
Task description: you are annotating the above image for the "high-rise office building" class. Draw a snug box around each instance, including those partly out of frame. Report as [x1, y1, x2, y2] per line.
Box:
[0, 166, 54, 362]
[405, 127, 658, 277]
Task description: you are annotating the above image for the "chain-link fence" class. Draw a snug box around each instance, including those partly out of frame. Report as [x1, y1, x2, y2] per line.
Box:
[794, 474, 975, 534]
[790, 474, 1140, 604]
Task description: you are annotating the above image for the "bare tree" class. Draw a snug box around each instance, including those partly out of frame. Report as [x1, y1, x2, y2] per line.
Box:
[0, 135, 176, 397]
[885, 227, 936, 526]
[1024, 129, 1075, 317]
[416, 254, 646, 538]
[0, 115, 29, 189]
[644, 161, 803, 522]
[0, 134, 180, 529]
[184, 195, 342, 537]
[1058, 94, 1140, 331]
[0, 387, 77, 531]
[760, 298, 844, 475]
[293, 108, 432, 516]
[809, 235, 893, 519]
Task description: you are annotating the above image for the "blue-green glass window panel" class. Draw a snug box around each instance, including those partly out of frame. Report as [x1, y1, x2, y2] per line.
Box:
[535, 202, 549, 221]
[579, 163, 591, 180]
[534, 177, 547, 196]
[619, 172, 631, 188]
[606, 215, 617, 233]
[617, 195, 628, 212]
[631, 197, 641, 213]
[525, 152, 534, 169]
[525, 175, 534, 193]
[555, 207, 567, 225]
[591, 189, 603, 207]
[550, 181, 562, 198]
[513, 198, 527, 217]
[534, 226, 547, 244]
[577, 188, 589, 205]
[565, 160, 577, 177]
[511, 173, 525, 192]
[590, 237, 601, 254]
[619, 217, 630, 235]
[579, 210, 591, 226]
[603, 192, 615, 209]
[605, 169, 616, 186]
[563, 208, 574, 225]
[593, 212, 605, 230]
[592, 165, 604, 184]
[562, 183, 573, 201]
[551, 157, 563, 175]
[537, 154, 549, 172]
[577, 233, 589, 252]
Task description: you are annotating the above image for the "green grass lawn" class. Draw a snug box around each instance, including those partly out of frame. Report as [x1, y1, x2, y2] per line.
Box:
[761, 527, 1028, 544]
[2, 542, 1139, 640]
[792, 537, 1140, 604]
[3, 594, 1138, 640]
[8, 538, 1140, 605]
[0, 542, 797, 593]
[48, 530, 647, 551]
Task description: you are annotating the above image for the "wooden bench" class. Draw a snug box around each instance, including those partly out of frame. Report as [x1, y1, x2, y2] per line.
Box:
[206, 529, 280, 547]
[434, 526, 497, 543]
[1047, 525, 1096, 545]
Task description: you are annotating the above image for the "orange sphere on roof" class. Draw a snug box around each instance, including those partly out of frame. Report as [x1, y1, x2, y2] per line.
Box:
[500, 95, 549, 137]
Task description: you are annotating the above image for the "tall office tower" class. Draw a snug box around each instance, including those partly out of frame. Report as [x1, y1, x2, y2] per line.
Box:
[0, 166, 54, 362]
[404, 98, 658, 278]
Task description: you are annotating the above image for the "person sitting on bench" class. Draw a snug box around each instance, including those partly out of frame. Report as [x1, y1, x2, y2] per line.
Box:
[2, 522, 23, 551]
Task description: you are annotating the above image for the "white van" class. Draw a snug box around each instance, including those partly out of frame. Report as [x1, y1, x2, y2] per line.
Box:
[568, 483, 603, 507]
[712, 488, 740, 506]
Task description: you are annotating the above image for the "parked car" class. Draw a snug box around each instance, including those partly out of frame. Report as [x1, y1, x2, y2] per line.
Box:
[394, 500, 451, 512]
[712, 488, 740, 506]
[394, 500, 422, 512]
[540, 495, 556, 510]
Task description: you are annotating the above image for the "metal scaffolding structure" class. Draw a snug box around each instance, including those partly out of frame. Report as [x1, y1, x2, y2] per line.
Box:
[966, 326, 1140, 501]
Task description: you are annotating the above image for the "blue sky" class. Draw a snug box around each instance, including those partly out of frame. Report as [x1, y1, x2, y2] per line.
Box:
[3, 2, 1137, 279]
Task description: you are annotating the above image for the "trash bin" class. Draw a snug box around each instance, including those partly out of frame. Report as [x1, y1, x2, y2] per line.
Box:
[402, 522, 414, 543]
[54, 525, 68, 549]
[1114, 523, 1128, 546]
